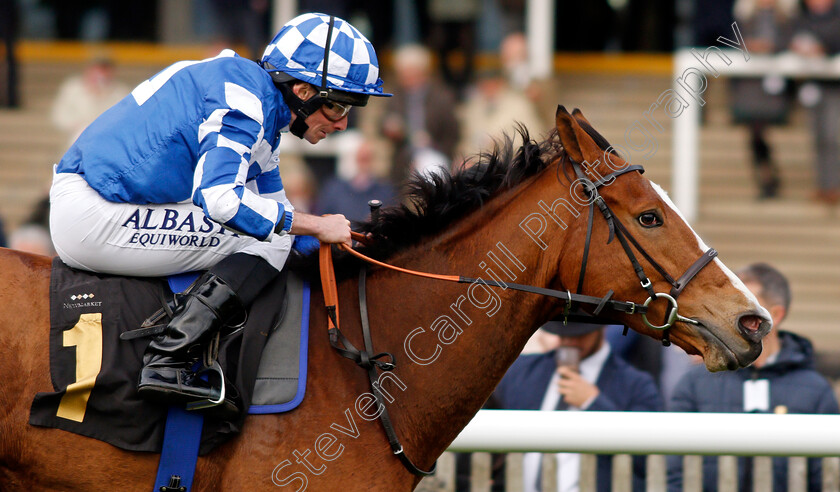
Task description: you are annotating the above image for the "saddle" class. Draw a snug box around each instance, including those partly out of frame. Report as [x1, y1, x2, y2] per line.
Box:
[29, 258, 310, 454]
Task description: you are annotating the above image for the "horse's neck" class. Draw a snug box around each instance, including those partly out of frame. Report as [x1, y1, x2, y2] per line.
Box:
[357, 177, 577, 468]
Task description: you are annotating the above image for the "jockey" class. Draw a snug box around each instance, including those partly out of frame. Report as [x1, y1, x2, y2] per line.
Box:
[48, 13, 391, 405]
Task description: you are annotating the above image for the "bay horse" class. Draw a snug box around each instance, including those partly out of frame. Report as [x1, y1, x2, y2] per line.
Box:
[0, 107, 770, 491]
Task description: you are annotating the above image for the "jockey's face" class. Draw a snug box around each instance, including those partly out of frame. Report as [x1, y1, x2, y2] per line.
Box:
[292, 83, 349, 144]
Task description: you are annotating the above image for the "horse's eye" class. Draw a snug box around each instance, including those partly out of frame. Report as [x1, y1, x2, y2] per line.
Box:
[638, 212, 663, 228]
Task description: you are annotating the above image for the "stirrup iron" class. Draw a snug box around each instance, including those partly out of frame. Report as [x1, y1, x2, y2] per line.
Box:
[185, 361, 226, 411]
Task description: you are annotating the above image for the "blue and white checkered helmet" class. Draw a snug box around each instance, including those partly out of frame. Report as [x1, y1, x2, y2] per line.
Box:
[261, 13, 391, 105]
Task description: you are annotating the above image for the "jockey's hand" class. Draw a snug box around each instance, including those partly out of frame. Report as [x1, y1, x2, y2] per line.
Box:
[315, 214, 352, 246]
[290, 212, 352, 247]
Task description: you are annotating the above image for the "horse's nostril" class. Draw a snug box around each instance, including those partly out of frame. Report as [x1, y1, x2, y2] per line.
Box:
[738, 314, 769, 343]
[739, 315, 762, 333]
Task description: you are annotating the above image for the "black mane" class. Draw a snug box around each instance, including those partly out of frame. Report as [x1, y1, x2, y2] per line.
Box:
[356, 126, 558, 260]
[289, 117, 614, 278]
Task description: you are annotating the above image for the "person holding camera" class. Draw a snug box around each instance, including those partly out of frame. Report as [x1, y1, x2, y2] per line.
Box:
[493, 322, 663, 492]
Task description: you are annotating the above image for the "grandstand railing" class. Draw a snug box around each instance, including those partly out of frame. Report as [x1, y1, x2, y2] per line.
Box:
[416, 410, 840, 490]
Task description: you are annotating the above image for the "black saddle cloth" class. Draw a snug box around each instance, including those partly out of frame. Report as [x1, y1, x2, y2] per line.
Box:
[29, 258, 287, 454]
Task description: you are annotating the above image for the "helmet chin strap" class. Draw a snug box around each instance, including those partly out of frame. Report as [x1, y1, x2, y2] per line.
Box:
[277, 83, 326, 139]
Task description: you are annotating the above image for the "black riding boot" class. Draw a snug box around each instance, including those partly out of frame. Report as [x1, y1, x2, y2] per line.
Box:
[138, 272, 245, 404]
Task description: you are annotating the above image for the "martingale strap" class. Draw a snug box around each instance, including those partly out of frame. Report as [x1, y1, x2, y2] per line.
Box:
[318, 244, 435, 477]
[357, 268, 436, 476]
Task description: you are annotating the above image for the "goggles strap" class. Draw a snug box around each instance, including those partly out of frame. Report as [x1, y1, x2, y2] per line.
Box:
[321, 16, 335, 93]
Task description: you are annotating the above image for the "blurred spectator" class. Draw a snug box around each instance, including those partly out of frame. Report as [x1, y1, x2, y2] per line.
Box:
[9, 223, 54, 256]
[315, 138, 397, 222]
[498, 31, 557, 126]
[499, 32, 538, 100]
[730, 0, 797, 199]
[787, 0, 840, 204]
[381, 44, 460, 186]
[50, 55, 130, 148]
[666, 262, 840, 492]
[458, 66, 545, 157]
[0, 0, 19, 108]
[208, 0, 270, 60]
[495, 322, 663, 492]
[426, 0, 480, 96]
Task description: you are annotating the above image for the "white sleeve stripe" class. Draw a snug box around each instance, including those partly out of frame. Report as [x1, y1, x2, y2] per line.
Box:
[241, 189, 280, 224]
[201, 184, 240, 223]
[236, 155, 249, 185]
[198, 108, 228, 142]
[194, 149, 250, 189]
[217, 134, 251, 157]
[224, 82, 264, 125]
[193, 153, 207, 196]
[132, 50, 236, 106]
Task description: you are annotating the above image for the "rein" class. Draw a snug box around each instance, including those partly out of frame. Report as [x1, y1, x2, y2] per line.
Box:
[339, 240, 647, 320]
[316, 157, 718, 477]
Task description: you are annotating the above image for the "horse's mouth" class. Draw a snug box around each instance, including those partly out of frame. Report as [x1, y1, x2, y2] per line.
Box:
[684, 319, 762, 371]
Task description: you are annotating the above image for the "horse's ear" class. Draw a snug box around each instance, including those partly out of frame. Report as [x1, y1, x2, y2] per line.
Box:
[571, 108, 593, 127]
[555, 105, 585, 163]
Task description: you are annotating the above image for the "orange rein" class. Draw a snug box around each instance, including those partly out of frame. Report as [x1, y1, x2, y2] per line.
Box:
[318, 232, 460, 331]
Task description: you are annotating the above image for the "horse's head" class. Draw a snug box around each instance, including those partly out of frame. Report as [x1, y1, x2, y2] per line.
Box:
[551, 106, 770, 371]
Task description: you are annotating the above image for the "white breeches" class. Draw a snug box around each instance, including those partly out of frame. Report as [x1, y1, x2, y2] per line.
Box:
[49, 171, 291, 276]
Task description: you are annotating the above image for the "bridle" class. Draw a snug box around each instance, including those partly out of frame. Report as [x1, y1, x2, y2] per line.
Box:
[564, 155, 718, 343]
[317, 152, 719, 477]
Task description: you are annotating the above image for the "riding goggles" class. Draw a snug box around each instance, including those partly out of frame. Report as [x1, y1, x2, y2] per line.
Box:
[320, 99, 352, 121]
